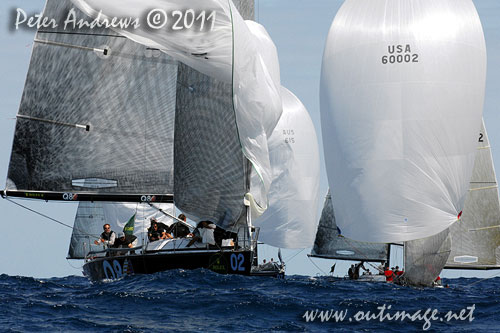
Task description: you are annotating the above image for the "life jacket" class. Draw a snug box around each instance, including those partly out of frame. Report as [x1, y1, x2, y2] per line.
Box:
[384, 270, 394, 282]
[114, 234, 137, 248]
[170, 222, 190, 238]
[101, 231, 115, 241]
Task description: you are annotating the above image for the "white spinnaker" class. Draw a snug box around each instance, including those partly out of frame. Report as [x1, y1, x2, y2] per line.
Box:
[320, 0, 486, 243]
[253, 87, 320, 248]
[72, 0, 283, 209]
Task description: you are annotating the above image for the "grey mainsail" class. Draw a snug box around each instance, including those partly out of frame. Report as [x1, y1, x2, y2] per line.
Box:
[173, 64, 247, 229]
[6, 0, 177, 198]
[445, 119, 500, 269]
[403, 229, 451, 287]
[6, 0, 254, 231]
[310, 191, 389, 262]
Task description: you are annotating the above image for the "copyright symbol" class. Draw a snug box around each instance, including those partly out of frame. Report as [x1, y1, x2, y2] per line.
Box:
[147, 9, 167, 30]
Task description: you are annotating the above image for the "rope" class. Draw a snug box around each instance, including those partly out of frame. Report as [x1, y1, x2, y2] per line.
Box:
[284, 248, 305, 263]
[66, 259, 84, 270]
[307, 255, 329, 276]
[467, 271, 500, 286]
[4, 197, 99, 239]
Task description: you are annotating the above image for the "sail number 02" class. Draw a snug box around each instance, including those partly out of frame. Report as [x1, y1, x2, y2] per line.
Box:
[230, 253, 245, 272]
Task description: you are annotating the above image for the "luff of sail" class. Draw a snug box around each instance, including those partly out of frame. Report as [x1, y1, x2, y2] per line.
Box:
[445, 119, 500, 269]
[310, 191, 389, 262]
[320, 0, 487, 243]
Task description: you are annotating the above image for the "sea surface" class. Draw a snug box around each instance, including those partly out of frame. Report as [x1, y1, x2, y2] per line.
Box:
[0, 270, 499, 332]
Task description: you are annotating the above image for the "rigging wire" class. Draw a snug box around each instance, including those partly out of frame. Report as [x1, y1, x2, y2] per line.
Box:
[307, 255, 329, 276]
[284, 248, 305, 263]
[66, 259, 84, 270]
[4, 197, 99, 239]
[467, 270, 500, 287]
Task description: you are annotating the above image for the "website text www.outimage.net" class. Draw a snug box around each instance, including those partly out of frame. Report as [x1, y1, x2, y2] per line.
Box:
[303, 304, 475, 330]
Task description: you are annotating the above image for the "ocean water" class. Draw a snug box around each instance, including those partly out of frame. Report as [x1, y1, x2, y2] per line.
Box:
[0, 271, 498, 332]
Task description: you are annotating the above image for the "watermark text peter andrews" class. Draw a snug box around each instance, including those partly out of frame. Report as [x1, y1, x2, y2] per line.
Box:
[12, 7, 216, 32]
[303, 304, 475, 331]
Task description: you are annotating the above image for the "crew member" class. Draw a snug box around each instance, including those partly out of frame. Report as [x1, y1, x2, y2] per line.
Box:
[94, 224, 116, 246]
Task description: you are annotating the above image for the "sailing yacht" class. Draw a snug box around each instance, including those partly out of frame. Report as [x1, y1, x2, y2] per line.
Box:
[316, 0, 487, 286]
[1, 0, 320, 281]
[311, 121, 500, 286]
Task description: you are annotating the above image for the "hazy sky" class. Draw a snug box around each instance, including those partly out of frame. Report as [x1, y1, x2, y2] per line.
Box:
[0, 0, 499, 279]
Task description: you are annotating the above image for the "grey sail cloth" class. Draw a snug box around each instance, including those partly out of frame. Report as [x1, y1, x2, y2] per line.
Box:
[7, 0, 177, 195]
[233, 0, 254, 18]
[69, 201, 107, 259]
[311, 191, 389, 262]
[445, 119, 500, 269]
[174, 63, 247, 229]
[403, 229, 451, 287]
[7, 0, 254, 231]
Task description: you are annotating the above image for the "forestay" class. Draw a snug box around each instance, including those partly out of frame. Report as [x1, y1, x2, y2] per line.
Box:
[311, 191, 389, 262]
[445, 120, 500, 269]
[320, 0, 487, 242]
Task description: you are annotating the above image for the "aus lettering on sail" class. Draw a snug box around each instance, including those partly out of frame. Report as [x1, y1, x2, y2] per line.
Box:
[382, 44, 419, 64]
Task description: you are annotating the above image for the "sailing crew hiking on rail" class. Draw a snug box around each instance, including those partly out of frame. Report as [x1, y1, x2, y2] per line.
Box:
[169, 214, 191, 238]
[348, 261, 368, 280]
[94, 224, 116, 246]
[112, 232, 138, 256]
[186, 221, 239, 249]
[148, 218, 173, 241]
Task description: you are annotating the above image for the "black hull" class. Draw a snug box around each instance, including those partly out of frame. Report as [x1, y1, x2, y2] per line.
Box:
[83, 249, 283, 281]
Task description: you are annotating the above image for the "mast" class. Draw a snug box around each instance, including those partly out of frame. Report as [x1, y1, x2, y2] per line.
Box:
[386, 244, 391, 267]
